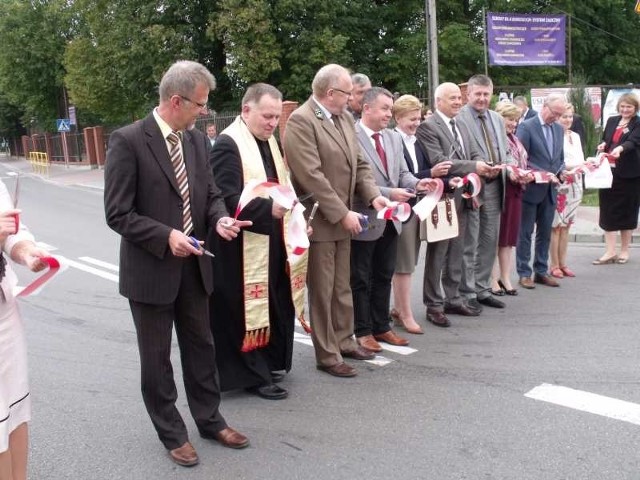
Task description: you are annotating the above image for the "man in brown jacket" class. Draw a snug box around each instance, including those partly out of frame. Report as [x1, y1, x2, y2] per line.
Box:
[284, 64, 389, 377]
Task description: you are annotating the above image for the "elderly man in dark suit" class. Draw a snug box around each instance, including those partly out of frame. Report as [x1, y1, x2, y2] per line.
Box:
[514, 96, 537, 122]
[351, 87, 436, 351]
[457, 74, 508, 311]
[284, 64, 389, 378]
[416, 82, 496, 327]
[104, 60, 250, 467]
[516, 93, 566, 288]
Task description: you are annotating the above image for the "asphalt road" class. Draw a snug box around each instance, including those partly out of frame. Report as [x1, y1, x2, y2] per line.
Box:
[2, 165, 639, 480]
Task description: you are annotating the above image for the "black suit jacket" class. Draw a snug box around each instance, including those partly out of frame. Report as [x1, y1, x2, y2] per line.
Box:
[602, 115, 640, 179]
[104, 114, 229, 304]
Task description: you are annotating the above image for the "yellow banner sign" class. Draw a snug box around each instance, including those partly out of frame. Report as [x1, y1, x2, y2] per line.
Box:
[636, 0, 640, 13]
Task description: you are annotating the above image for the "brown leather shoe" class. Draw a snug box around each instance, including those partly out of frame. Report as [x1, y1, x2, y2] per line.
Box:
[168, 441, 199, 467]
[341, 345, 376, 360]
[317, 362, 357, 377]
[518, 277, 535, 289]
[211, 427, 249, 449]
[374, 330, 409, 346]
[427, 311, 450, 328]
[357, 334, 382, 352]
[534, 273, 560, 287]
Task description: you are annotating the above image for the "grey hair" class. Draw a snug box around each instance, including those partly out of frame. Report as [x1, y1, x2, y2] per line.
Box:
[434, 82, 459, 100]
[242, 83, 282, 106]
[351, 73, 371, 88]
[544, 93, 567, 107]
[513, 95, 528, 106]
[312, 64, 350, 97]
[467, 74, 493, 89]
[158, 60, 216, 101]
[362, 87, 393, 106]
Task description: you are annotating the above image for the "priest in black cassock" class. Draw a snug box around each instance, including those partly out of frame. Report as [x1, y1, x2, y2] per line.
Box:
[208, 83, 304, 400]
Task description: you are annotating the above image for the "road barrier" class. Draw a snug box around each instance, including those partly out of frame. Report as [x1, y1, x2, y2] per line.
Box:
[29, 151, 49, 175]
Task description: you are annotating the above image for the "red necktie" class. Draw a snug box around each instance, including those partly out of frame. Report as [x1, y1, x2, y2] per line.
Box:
[372, 132, 388, 175]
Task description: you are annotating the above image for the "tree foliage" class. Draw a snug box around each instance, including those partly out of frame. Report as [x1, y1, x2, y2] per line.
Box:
[0, 0, 639, 133]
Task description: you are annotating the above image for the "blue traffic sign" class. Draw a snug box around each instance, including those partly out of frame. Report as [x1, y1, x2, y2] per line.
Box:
[57, 118, 71, 132]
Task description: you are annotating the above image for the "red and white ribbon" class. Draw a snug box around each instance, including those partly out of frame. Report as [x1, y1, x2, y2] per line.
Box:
[412, 178, 444, 221]
[460, 172, 482, 199]
[377, 202, 412, 222]
[234, 179, 280, 218]
[265, 183, 310, 265]
[16, 256, 63, 297]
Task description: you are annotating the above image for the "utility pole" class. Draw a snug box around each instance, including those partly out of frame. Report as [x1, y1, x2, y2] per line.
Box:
[425, 0, 439, 108]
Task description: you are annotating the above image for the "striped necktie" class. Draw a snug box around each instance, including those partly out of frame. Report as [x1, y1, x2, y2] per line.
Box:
[167, 131, 193, 236]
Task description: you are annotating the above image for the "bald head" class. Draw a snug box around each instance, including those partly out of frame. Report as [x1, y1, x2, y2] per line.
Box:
[311, 64, 353, 116]
[434, 82, 462, 118]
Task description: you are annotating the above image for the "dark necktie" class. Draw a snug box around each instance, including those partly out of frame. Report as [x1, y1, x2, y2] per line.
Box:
[167, 131, 193, 236]
[449, 119, 459, 144]
[543, 124, 554, 156]
[478, 113, 497, 165]
[372, 132, 388, 175]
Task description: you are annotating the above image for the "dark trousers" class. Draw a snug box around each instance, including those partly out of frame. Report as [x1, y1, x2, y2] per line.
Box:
[351, 222, 398, 337]
[129, 256, 227, 450]
[516, 197, 555, 278]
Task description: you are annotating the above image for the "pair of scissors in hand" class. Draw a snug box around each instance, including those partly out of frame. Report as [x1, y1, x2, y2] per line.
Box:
[189, 236, 215, 258]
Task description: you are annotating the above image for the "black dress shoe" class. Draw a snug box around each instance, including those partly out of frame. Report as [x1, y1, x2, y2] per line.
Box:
[465, 298, 483, 314]
[444, 303, 480, 317]
[478, 296, 505, 308]
[426, 311, 451, 327]
[245, 384, 288, 400]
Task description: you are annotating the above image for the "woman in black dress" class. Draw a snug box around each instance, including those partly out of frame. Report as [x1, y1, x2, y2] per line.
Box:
[593, 93, 640, 265]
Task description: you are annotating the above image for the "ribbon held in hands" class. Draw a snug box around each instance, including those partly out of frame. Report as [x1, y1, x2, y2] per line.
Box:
[235, 180, 310, 265]
[460, 172, 482, 199]
[376, 202, 412, 222]
[16, 256, 63, 297]
[412, 178, 445, 221]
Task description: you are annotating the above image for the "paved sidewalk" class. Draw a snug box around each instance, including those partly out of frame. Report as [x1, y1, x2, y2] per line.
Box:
[2, 153, 639, 243]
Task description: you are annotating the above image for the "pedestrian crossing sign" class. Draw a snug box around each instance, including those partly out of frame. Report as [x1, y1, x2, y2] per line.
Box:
[57, 119, 71, 132]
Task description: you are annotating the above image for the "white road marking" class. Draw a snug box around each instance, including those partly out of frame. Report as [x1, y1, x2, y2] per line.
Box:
[293, 332, 314, 347]
[79, 256, 119, 272]
[293, 332, 404, 367]
[525, 383, 640, 426]
[365, 356, 392, 366]
[57, 255, 119, 283]
[36, 242, 57, 251]
[379, 344, 417, 355]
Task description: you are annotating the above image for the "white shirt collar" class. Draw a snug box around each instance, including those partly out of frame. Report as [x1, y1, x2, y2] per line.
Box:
[153, 108, 176, 140]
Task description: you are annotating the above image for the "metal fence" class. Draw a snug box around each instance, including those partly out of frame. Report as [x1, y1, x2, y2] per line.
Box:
[5, 110, 242, 161]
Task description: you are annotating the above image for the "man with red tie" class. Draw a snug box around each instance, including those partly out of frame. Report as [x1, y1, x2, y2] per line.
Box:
[352, 87, 436, 351]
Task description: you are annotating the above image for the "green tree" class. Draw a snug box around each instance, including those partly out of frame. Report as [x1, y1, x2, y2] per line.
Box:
[0, 0, 71, 131]
[64, 0, 230, 124]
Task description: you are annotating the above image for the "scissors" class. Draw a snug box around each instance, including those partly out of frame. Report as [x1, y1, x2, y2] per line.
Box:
[307, 201, 319, 225]
[189, 236, 215, 258]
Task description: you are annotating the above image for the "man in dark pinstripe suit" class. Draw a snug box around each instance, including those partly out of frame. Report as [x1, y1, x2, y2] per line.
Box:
[104, 61, 250, 467]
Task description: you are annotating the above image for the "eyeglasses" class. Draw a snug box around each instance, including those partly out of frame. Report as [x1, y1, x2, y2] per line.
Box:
[546, 106, 565, 117]
[178, 95, 209, 112]
[330, 87, 352, 97]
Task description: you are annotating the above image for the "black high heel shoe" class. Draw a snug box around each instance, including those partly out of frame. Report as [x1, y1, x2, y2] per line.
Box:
[490, 284, 505, 296]
[498, 280, 518, 296]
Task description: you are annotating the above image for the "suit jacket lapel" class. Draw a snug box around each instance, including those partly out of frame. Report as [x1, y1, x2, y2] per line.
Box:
[144, 116, 181, 195]
[309, 100, 351, 161]
[435, 115, 462, 159]
[357, 127, 388, 179]
[402, 143, 415, 174]
[182, 130, 197, 201]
